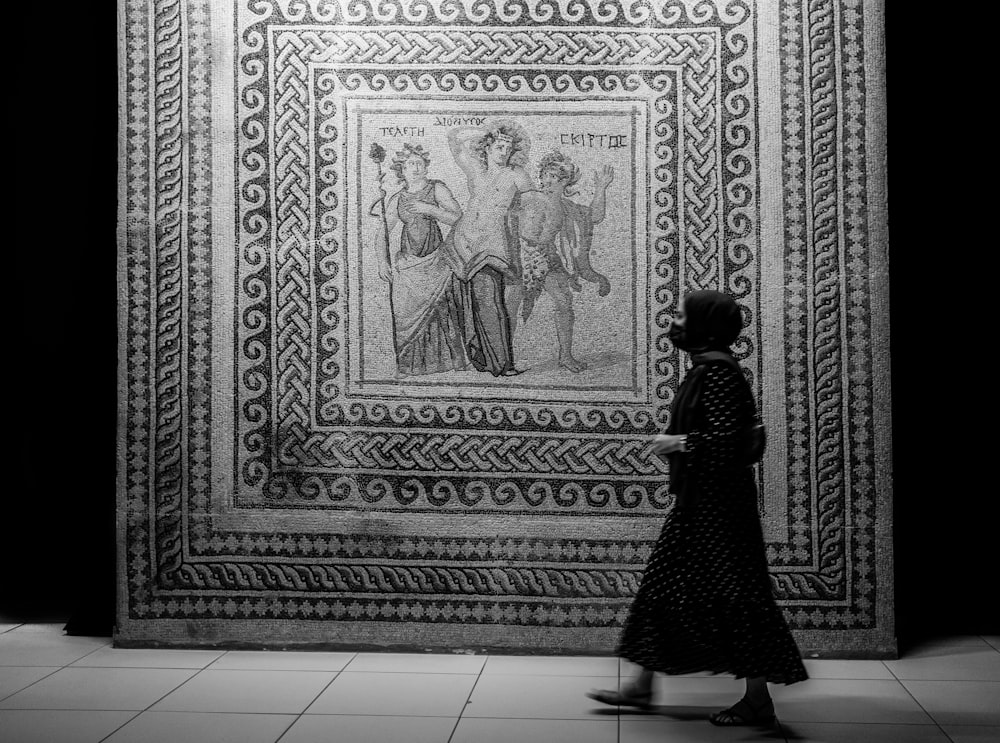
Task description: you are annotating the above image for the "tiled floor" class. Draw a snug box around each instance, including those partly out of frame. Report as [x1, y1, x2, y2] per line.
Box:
[0, 624, 997, 742]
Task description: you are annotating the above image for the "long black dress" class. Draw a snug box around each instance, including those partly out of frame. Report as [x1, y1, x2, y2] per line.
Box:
[618, 358, 808, 684]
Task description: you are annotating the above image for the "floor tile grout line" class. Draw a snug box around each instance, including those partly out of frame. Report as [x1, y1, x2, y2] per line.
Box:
[6, 707, 258, 713]
[67, 664, 231, 670]
[74, 638, 115, 658]
[890, 677, 1000, 683]
[269, 715, 302, 743]
[884, 646, 1000, 683]
[301, 666, 347, 714]
[891, 670, 960, 742]
[276, 712, 466, 718]
[343, 651, 360, 674]
[616, 655, 622, 743]
[446, 653, 489, 743]
[119, 661, 217, 719]
[178, 647, 229, 671]
[96, 709, 145, 743]
[200, 647, 358, 672]
[0, 666, 65, 704]
[62, 637, 115, 669]
[203, 648, 230, 670]
[438, 714, 626, 721]
[168, 666, 356, 674]
[0, 633, 112, 704]
[273, 667, 345, 743]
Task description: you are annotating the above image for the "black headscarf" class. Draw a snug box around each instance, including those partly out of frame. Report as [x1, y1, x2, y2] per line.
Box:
[669, 289, 743, 354]
[665, 290, 745, 506]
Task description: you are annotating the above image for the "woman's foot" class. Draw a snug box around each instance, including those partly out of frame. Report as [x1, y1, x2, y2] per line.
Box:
[558, 359, 587, 373]
[586, 684, 653, 710]
[708, 696, 775, 726]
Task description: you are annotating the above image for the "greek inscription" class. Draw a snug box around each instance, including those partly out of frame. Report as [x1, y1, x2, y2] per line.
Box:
[433, 116, 487, 127]
[378, 126, 426, 137]
[558, 133, 628, 149]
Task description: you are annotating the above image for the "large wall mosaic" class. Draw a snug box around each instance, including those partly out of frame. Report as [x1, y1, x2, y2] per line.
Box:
[116, 0, 893, 655]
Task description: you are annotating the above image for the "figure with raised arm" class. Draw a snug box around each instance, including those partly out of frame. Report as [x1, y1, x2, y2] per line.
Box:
[441, 119, 536, 377]
[510, 150, 614, 372]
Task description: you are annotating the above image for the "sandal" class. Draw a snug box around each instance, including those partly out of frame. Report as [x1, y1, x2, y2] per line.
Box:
[709, 697, 775, 726]
[586, 687, 653, 711]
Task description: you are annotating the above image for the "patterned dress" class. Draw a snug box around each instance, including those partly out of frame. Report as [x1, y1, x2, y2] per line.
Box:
[618, 361, 808, 684]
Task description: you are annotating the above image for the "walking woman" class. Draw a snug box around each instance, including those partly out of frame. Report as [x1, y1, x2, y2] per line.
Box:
[588, 289, 808, 726]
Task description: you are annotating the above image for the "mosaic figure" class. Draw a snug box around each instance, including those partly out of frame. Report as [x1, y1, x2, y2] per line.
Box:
[441, 120, 536, 377]
[511, 150, 615, 372]
[372, 143, 467, 376]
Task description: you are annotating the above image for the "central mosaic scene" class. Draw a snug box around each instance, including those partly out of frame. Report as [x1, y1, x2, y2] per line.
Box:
[235, 22, 742, 518]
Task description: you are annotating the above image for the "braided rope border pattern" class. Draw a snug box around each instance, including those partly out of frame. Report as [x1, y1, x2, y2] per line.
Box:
[147, 0, 187, 583]
[121, 0, 880, 632]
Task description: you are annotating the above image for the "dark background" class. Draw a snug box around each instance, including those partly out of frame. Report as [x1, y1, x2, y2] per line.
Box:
[4, 6, 994, 648]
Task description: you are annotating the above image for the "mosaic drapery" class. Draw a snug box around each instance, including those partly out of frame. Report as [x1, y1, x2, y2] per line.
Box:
[117, 0, 893, 655]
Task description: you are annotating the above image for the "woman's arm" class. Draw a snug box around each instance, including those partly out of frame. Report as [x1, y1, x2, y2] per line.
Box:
[651, 432, 686, 461]
[402, 183, 463, 225]
[432, 182, 463, 225]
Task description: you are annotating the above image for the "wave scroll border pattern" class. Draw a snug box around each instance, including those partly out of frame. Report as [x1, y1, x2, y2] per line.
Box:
[242, 26, 732, 513]
[236, 25, 741, 512]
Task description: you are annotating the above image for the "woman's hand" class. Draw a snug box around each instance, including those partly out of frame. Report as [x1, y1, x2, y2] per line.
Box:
[405, 200, 435, 217]
[651, 434, 686, 461]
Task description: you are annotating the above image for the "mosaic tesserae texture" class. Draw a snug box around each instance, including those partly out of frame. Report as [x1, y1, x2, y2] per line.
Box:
[116, 0, 891, 656]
